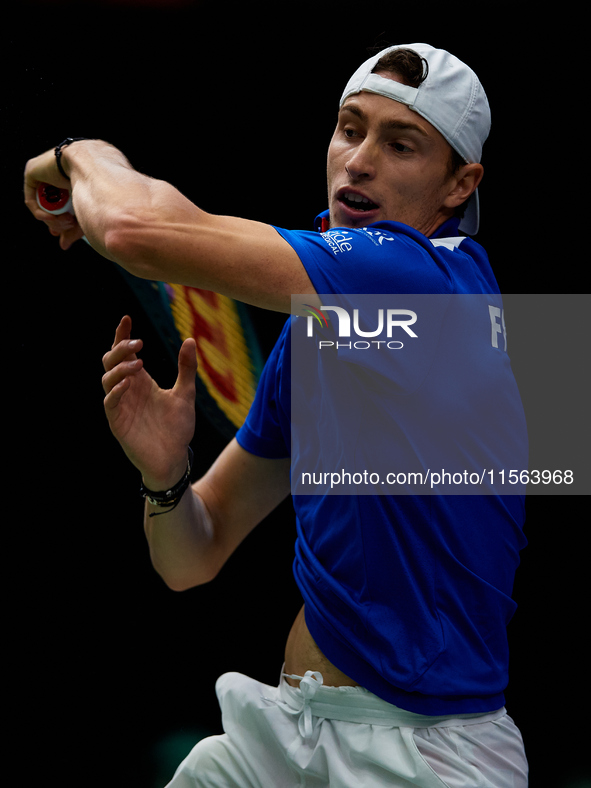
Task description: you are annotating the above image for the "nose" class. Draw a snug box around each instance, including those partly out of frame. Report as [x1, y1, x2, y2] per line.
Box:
[345, 139, 377, 180]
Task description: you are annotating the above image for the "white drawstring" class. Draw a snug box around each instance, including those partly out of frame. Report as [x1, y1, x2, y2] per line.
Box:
[280, 670, 324, 739]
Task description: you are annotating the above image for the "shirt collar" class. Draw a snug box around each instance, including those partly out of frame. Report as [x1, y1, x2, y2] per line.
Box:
[313, 210, 462, 239]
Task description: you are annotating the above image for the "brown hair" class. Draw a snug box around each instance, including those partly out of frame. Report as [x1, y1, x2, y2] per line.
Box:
[371, 48, 429, 89]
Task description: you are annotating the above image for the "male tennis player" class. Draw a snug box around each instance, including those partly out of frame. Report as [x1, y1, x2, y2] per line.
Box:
[24, 44, 529, 787]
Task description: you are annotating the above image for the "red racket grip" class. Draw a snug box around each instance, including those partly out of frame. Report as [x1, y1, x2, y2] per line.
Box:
[36, 183, 74, 215]
[36, 182, 91, 245]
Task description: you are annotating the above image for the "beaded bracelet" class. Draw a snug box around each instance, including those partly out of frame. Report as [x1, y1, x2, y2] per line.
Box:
[140, 448, 194, 517]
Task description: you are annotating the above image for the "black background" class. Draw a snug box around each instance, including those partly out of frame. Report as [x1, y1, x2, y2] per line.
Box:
[7, 2, 589, 786]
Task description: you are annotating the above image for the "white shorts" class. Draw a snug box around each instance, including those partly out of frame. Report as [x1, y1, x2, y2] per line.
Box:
[166, 669, 528, 788]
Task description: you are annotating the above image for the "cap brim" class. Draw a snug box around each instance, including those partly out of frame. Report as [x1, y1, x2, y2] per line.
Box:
[458, 188, 480, 236]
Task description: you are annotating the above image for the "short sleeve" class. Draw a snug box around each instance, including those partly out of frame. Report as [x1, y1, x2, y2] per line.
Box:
[272, 222, 453, 296]
[235, 320, 291, 459]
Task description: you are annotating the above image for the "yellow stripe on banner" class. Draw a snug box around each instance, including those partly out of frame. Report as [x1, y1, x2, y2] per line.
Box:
[167, 284, 258, 429]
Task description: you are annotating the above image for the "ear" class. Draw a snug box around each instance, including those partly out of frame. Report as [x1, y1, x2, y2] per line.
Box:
[444, 163, 484, 209]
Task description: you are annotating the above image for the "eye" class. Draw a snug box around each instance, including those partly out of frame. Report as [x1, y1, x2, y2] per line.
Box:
[344, 127, 361, 139]
[391, 142, 413, 153]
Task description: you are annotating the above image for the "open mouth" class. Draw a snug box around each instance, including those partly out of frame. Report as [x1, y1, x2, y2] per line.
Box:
[339, 191, 379, 213]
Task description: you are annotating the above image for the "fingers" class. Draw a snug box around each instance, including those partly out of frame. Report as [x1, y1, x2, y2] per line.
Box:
[102, 355, 143, 396]
[102, 318, 198, 402]
[103, 373, 133, 412]
[23, 150, 72, 220]
[46, 217, 85, 250]
[102, 337, 142, 374]
[102, 316, 144, 394]
[27, 191, 84, 249]
[30, 205, 85, 250]
[33, 205, 79, 238]
[58, 224, 86, 251]
[103, 332, 140, 372]
[46, 214, 77, 234]
[113, 314, 132, 347]
[24, 151, 86, 250]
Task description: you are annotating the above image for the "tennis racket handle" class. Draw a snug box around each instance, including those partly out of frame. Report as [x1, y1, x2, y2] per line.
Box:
[36, 182, 91, 245]
[36, 183, 73, 215]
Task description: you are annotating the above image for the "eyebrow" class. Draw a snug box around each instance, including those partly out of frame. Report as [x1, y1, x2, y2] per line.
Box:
[339, 102, 430, 138]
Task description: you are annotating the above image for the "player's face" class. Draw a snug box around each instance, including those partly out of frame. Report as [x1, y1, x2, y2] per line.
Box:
[326, 84, 462, 236]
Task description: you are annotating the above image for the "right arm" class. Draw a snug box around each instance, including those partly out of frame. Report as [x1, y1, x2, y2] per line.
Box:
[102, 316, 290, 590]
[24, 140, 319, 314]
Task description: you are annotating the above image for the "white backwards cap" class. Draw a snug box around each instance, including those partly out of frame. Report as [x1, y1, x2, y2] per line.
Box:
[340, 43, 491, 235]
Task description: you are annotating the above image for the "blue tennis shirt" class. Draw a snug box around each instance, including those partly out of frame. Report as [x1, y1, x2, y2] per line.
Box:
[236, 213, 528, 715]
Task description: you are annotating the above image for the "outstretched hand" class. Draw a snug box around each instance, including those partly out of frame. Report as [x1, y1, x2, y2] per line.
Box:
[102, 315, 197, 490]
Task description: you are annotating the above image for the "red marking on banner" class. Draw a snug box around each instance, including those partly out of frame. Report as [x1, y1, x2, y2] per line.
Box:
[183, 288, 239, 403]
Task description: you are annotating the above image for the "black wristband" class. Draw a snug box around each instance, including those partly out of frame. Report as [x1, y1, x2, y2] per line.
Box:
[140, 448, 194, 517]
[54, 138, 90, 180]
